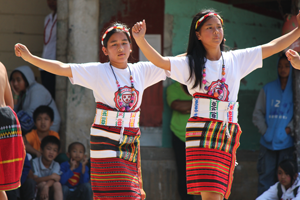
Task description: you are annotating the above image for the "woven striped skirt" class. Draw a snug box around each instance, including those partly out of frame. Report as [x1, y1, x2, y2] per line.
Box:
[90, 103, 145, 200]
[186, 117, 242, 199]
[0, 106, 25, 191]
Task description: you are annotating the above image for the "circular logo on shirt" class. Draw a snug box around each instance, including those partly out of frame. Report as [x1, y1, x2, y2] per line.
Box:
[114, 85, 139, 111]
[208, 80, 230, 101]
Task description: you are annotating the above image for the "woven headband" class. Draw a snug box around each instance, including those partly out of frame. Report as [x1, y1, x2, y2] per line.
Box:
[195, 12, 223, 30]
[101, 25, 131, 45]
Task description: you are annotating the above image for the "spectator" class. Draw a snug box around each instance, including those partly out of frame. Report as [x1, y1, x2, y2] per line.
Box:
[6, 154, 36, 200]
[41, 0, 57, 99]
[24, 105, 60, 158]
[32, 136, 63, 200]
[60, 142, 92, 200]
[256, 159, 300, 200]
[253, 54, 295, 196]
[166, 81, 194, 200]
[10, 65, 61, 134]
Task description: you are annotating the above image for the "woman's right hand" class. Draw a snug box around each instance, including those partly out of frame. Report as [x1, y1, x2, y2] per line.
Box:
[14, 43, 32, 62]
[132, 20, 147, 42]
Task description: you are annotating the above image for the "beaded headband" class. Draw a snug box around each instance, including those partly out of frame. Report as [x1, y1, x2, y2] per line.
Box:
[101, 25, 131, 45]
[195, 12, 223, 30]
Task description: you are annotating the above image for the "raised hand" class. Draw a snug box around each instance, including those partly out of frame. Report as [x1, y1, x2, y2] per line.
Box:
[132, 20, 147, 42]
[70, 158, 77, 170]
[82, 155, 88, 166]
[14, 43, 32, 61]
[286, 49, 300, 70]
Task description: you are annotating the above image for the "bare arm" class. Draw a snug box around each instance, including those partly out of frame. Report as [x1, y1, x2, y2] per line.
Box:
[261, 12, 300, 59]
[0, 62, 14, 108]
[14, 44, 72, 77]
[170, 100, 192, 114]
[33, 175, 55, 184]
[132, 20, 171, 70]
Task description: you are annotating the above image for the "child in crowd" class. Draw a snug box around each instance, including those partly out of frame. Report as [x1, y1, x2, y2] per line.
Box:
[24, 105, 60, 158]
[256, 159, 300, 200]
[60, 142, 92, 200]
[32, 135, 63, 200]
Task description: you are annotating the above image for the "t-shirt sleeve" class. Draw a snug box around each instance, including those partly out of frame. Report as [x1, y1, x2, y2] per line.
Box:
[52, 161, 62, 175]
[32, 159, 40, 177]
[135, 62, 167, 88]
[168, 56, 191, 85]
[232, 46, 262, 79]
[25, 131, 35, 146]
[166, 83, 180, 107]
[50, 131, 60, 140]
[69, 63, 99, 90]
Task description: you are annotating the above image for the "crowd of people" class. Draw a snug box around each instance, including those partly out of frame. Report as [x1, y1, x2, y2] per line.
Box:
[3, 0, 300, 200]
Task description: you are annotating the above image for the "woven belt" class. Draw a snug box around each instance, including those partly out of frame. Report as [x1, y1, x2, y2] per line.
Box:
[191, 97, 239, 138]
[94, 108, 140, 143]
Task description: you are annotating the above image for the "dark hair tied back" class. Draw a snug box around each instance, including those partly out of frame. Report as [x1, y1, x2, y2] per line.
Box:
[102, 22, 131, 48]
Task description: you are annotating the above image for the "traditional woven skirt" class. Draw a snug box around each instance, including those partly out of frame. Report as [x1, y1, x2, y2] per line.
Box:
[186, 94, 241, 199]
[90, 103, 145, 200]
[0, 106, 25, 191]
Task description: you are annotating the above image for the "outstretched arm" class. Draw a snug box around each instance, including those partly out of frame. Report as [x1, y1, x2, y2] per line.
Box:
[14, 43, 72, 77]
[261, 11, 300, 59]
[132, 20, 171, 70]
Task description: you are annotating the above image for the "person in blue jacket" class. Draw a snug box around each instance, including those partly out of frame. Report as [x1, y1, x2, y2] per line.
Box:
[253, 53, 295, 196]
[60, 142, 92, 200]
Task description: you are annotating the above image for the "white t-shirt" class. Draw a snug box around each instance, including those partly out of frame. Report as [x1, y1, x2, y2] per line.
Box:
[42, 12, 57, 60]
[168, 46, 262, 102]
[69, 62, 167, 111]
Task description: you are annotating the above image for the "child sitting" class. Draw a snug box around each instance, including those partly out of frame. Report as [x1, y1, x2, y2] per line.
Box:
[256, 159, 300, 200]
[60, 142, 92, 200]
[32, 135, 63, 200]
[24, 105, 60, 157]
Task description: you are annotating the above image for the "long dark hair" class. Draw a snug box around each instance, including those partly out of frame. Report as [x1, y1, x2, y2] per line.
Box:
[186, 9, 225, 89]
[278, 159, 298, 185]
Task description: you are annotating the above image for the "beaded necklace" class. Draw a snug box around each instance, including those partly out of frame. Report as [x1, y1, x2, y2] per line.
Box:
[109, 63, 135, 112]
[44, 16, 57, 45]
[202, 52, 226, 98]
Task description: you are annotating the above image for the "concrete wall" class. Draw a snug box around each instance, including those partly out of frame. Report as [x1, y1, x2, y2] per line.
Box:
[0, 0, 51, 78]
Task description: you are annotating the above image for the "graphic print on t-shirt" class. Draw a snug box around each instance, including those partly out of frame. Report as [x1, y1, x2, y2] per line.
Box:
[68, 171, 80, 186]
[207, 80, 230, 101]
[114, 85, 139, 111]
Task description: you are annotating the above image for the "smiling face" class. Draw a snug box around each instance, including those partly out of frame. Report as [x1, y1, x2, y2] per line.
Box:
[102, 32, 131, 67]
[10, 71, 27, 94]
[41, 143, 59, 162]
[196, 16, 224, 50]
